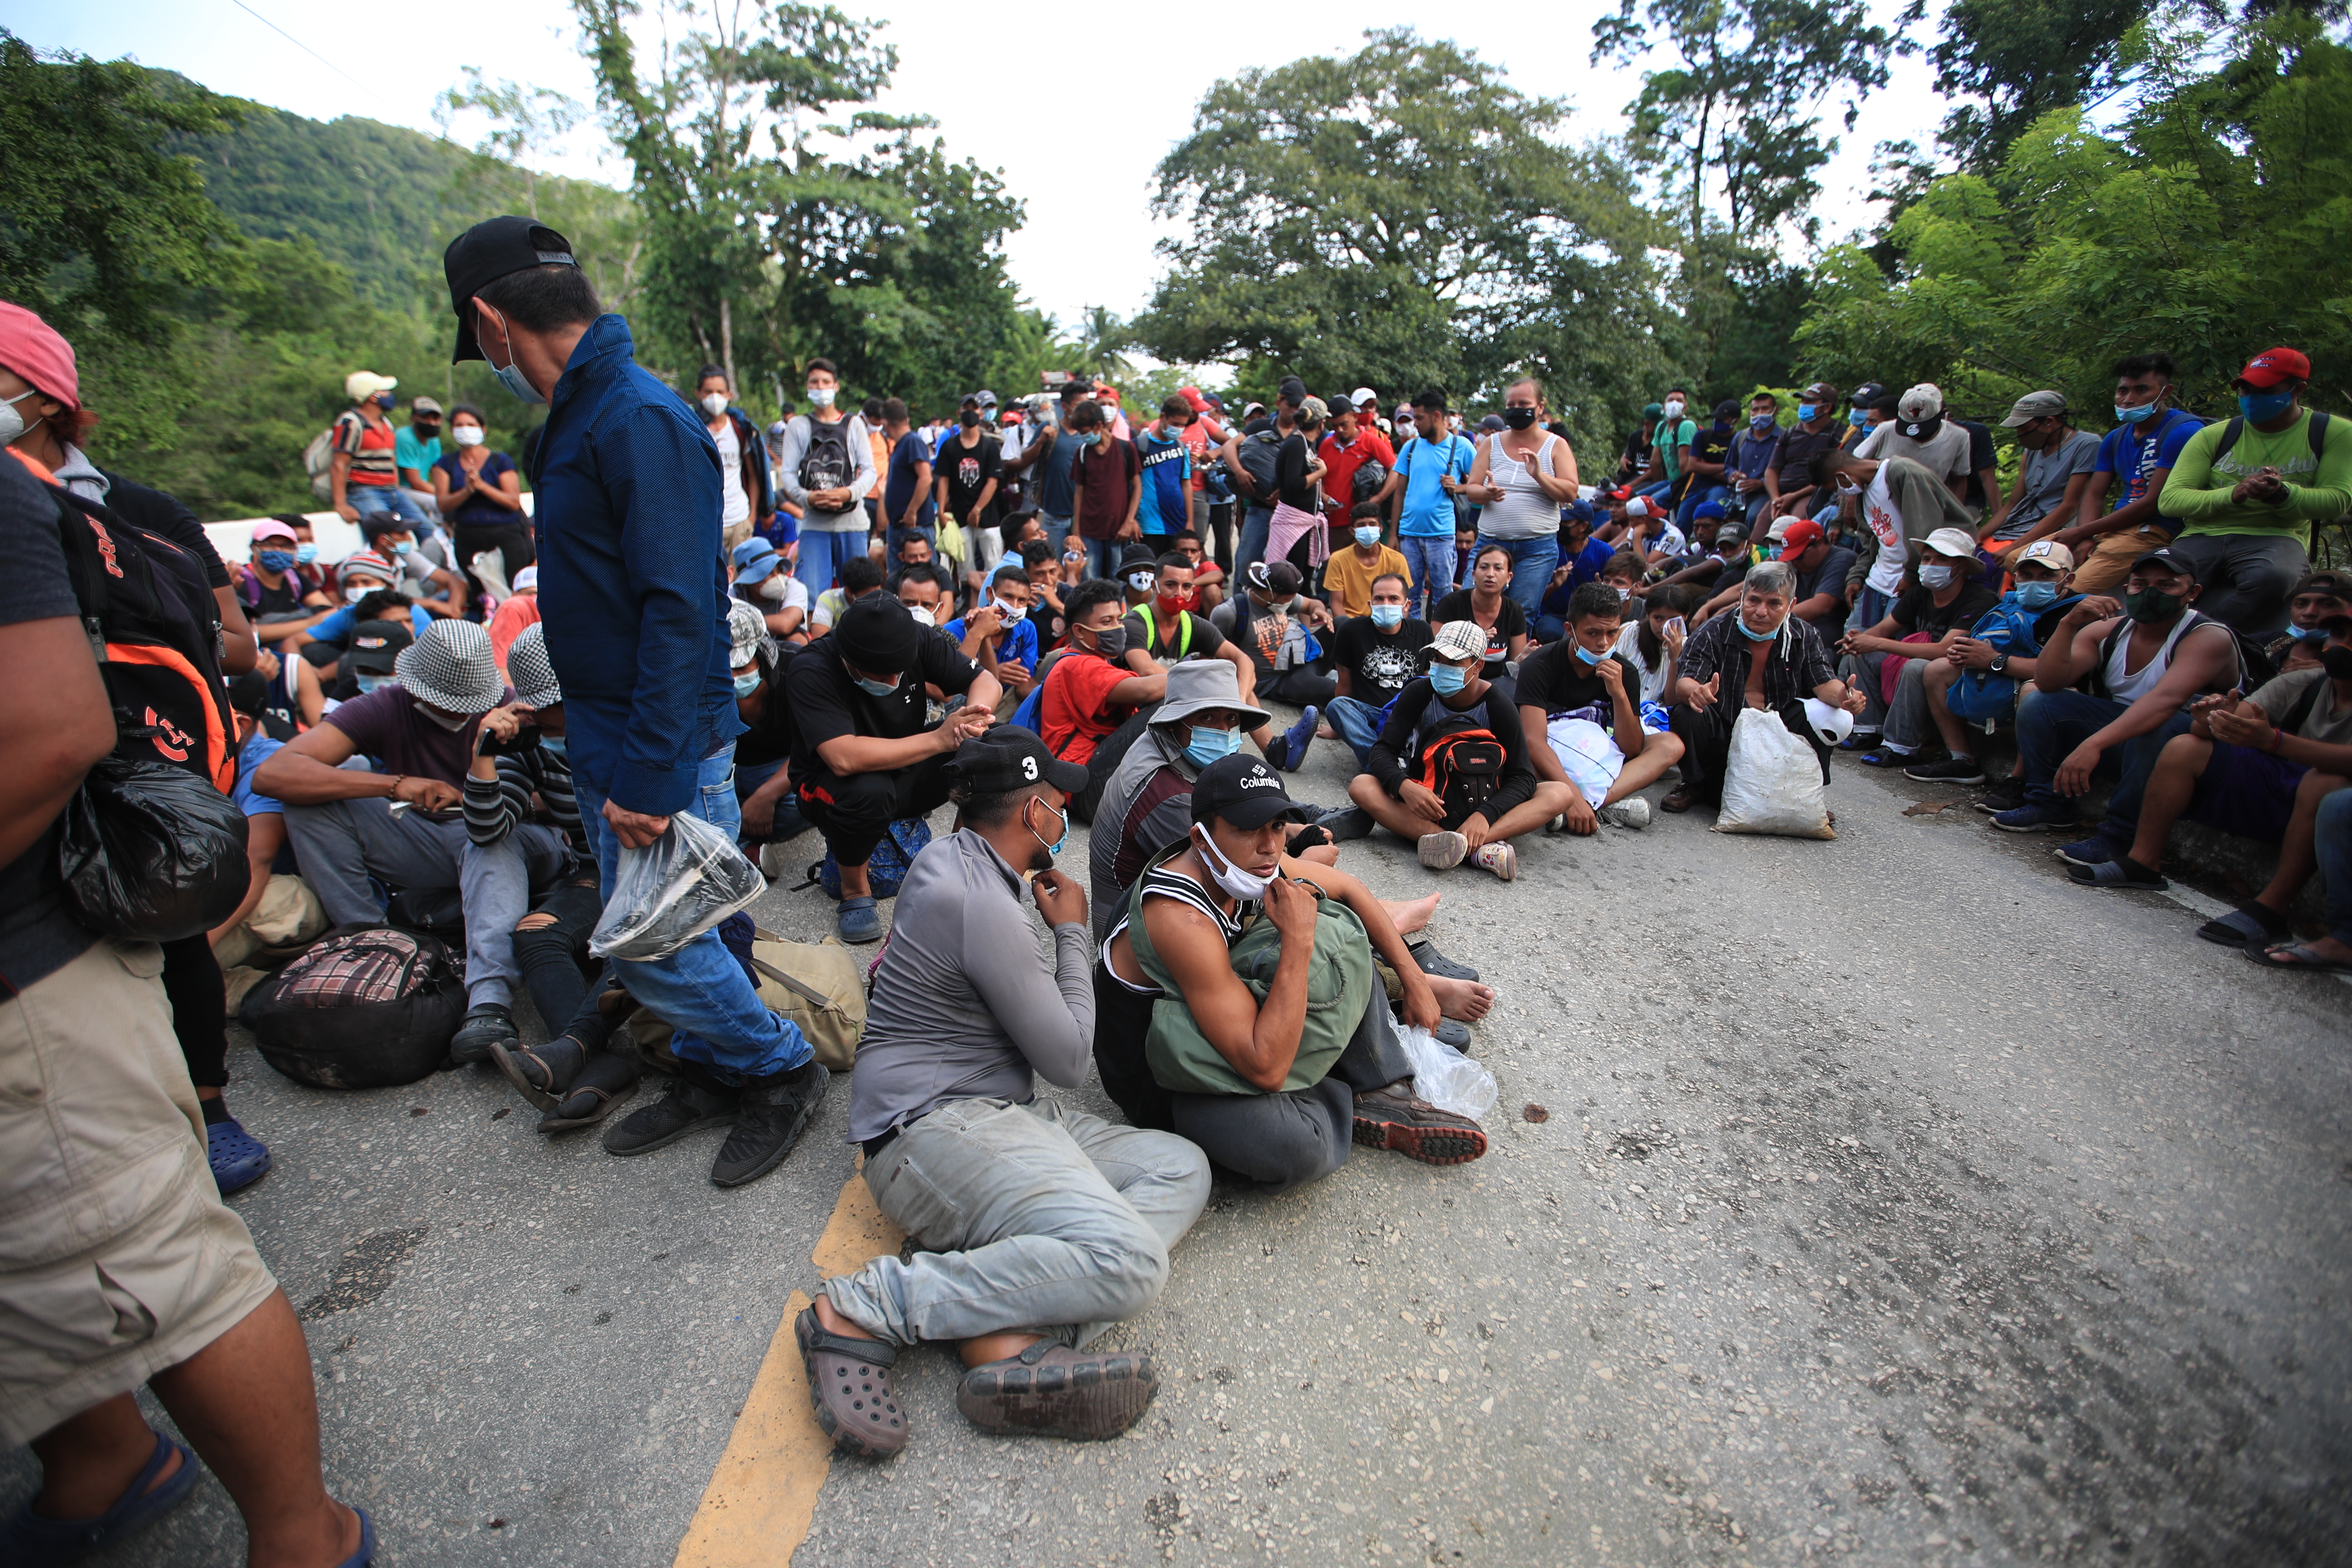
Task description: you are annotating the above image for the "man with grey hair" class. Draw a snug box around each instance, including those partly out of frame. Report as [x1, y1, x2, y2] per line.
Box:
[1661, 560, 1868, 815]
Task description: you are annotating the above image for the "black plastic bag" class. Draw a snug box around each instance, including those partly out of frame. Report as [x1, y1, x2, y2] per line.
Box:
[57, 756, 251, 943]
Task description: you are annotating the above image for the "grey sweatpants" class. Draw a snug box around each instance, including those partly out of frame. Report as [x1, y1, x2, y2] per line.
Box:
[827, 1098, 1209, 1349]
[280, 796, 571, 1009]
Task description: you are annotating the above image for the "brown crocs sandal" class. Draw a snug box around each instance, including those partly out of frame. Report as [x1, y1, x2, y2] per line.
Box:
[956, 1341, 1158, 1440]
[796, 1305, 907, 1458]
[1352, 1087, 1487, 1165]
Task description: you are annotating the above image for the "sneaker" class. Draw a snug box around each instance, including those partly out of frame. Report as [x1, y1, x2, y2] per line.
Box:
[1990, 802, 2079, 834]
[602, 1077, 741, 1157]
[1470, 841, 1517, 880]
[1318, 804, 1375, 842]
[1836, 729, 1883, 752]
[1854, 746, 1914, 769]
[711, 1063, 831, 1188]
[1418, 830, 1468, 870]
[1274, 704, 1320, 772]
[1905, 754, 1987, 785]
[206, 1115, 272, 1194]
[759, 840, 795, 880]
[2066, 856, 2169, 892]
[1972, 775, 2027, 814]
[1544, 813, 1568, 833]
[449, 1003, 518, 1065]
[1351, 1087, 1487, 1164]
[1599, 797, 1652, 830]
[2055, 835, 2121, 869]
[837, 894, 883, 944]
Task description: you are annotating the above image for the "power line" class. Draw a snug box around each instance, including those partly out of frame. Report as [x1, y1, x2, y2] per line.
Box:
[225, 0, 368, 92]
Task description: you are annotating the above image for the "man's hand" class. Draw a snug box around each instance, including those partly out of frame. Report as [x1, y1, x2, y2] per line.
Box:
[1031, 867, 1087, 928]
[602, 798, 672, 848]
[1550, 563, 1574, 588]
[1946, 634, 1997, 671]
[334, 502, 359, 524]
[2067, 594, 2122, 626]
[2054, 741, 2102, 798]
[1838, 684, 1868, 715]
[254, 647, 282, 680]
[935, 704, 993, 753]
[392, 775, 462, 811]
[1396, 971, 1442, 1034]
[1117, 519, 1142, 542]
[1559, 795, 1599, 836]
[2207, 704, 2272, 749]
[1262, 876, 1318, 945]
[965, 605, 1003, 639]
[475, 701, 533, 751]
[1594, 654, 1626, 698]
[1399, 778, 1448, 823]
[740, 794, 776, 839]
[1457, 812, 1493, 852]
[1689, 671, 1723, 709]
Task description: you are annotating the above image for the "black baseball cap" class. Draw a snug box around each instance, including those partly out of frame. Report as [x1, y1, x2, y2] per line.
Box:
[1189, 753, 1316, 830]
[2130, 547, 2199, 580]
[347, 619, 415, 674]
[227, 670, 272, 718]
[950, 726, 1087, 797]
[1277, 376, 1308, 405]
[443, 217, 582, 364]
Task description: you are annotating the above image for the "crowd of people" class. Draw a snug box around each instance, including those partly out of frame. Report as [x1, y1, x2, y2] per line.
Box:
[3, 206, 2350, 1557]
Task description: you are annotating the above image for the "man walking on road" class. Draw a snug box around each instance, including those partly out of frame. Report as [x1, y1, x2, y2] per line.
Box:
[442, 215, 828, 1189]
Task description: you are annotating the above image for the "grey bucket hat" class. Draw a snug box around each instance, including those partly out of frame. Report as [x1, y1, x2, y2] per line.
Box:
[1149, 659, 1271, 734]
[392, 619, 506, 715]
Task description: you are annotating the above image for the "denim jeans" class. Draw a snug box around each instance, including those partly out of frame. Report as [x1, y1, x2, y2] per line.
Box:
[572, 743, 812, 1083]
[1835, 651, 1933, 745]
[2014, 688, 2193, 839]
[733, 756, 810, 847]
[347, 485, 427, 528]
[795, 528, 870, 603]
[2162, 532, 2309, 639]
[1397, 533, 1455, 619]
[1237, 506, 1273, 576]
[2318, 787, 2352, 945]
[1324, 695, 1390, 770]
[1476, 534, 1558, 617]
[1675, 484, 1732, 530]
[886, 523, 937, 562]
[825, 1097, 1209, 1348]
[1082, 535, 1123, 580]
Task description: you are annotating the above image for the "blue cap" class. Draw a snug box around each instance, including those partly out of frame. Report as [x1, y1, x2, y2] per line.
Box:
[732, 537, 782, 584]
[1693, 500, 1727, 521]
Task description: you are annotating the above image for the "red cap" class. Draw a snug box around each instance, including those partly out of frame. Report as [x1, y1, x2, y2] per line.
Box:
[1179, 385, 1209, 413]
[0, 301, 80, 412]
[2237, 347, 2310, 389]
[1776, 518, 1827, 560]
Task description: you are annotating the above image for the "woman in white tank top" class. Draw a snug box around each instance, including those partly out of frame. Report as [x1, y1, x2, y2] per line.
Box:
[1464, 377, 1580, 541]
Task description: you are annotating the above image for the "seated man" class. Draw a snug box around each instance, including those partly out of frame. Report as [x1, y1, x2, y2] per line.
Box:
[1652, 519, 1752, 601]
[237, 518, 334, 647]
[808, 553, 885, 638]
[1990, 547, 2242, 848]
[725, 601, 810, 876]
[890, 561, 951, 631]
[1324, 571, 1431, 768]
[1536, 510, 1629, 641]
[1908, 539, 2083, 792]
[944, 564, 1041, 714]
[1041, 580, 1168, 815]
[1321, 505, 1411, 625]
[1346, 619, 1577, 878]
[2242, 756, 2352, 974]
[1517, 581, 1686, 833]
[360, 515, 467, 620]
[1662, 561, 1867, 815]
[1225, 560, 1338, 766]
[2070, 613, 2351, 898]
[1834, 526, 1997, 766]
[1020, 539, 1072, 651]
[789, 594, 998, 941]
[1170, 528, 1225, 612]
[2265, 570, 2352, 678]
[252, 619, 572, 1062]
[1121, 551, 1283, 759]
[731, 535, 809, 642]
[1096, 753, 1486, 1189]
[800, 729, 1211, 1456]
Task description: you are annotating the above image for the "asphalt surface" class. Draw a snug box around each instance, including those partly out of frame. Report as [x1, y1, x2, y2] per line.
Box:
[6, 723, 2349, 1567]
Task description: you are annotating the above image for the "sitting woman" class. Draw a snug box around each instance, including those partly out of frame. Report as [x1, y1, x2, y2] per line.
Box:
[1612, 582, 1691, 710]
[1430, 542, 1529, 703]
[1095, 754, 1486, 1191]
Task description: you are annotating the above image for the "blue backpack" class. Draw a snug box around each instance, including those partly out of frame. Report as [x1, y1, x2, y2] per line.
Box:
[1945, 592, 2082, 724]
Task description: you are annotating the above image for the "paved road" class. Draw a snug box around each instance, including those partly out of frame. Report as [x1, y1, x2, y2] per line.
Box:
[8, 738, 2348, 1568]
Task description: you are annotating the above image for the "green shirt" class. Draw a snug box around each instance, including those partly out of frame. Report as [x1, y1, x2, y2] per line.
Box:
[2158, 407, 2352, 547]
[393, 427, 442, 483]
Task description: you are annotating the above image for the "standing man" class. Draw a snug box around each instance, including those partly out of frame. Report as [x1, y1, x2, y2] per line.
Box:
[1001, 381, 1091, 551]
[933, 398, 1003, 591]
[696, 365, 776, 556]
[2041, 353, 2204, 596]
[776, 357, 879, 607]
[1069, 400, 1142, 581]
[441, 215, 829, 1189]
[330, 370, 429, 531]
[879, 398, 937, 559]
[1319, 394, 1397, 536]
[1392, 389, 1474, 619]
[1134, 395, 1195, 544]
[395, 394, 444, 524]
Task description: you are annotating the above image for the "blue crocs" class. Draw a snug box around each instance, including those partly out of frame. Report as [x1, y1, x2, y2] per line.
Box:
[207, 1116, 272, 1194]
[837, 895, 882, 945]
[1275, 704, 1320, 771]
[336, 1506, 376, 1566]
[0, 1429, 200, 1566]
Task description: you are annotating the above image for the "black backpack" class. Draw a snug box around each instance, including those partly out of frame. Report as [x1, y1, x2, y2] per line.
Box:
[245, 925, 466, 1088]
[796, 415, 855, 495]
[1415, 707, 1507, 824]
[1234, 429, 1284, 500]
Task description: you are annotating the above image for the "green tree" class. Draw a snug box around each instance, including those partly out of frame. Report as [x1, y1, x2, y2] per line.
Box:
[435, 69, 588, 218]
[1902, 0, 2162, 172]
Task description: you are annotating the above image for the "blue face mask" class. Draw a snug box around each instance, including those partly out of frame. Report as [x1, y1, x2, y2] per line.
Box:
[1080, 431, 1103, 447]
[1574, 643, 1605, 666]
[733, 671, 763, 698]
[2015, 581, 2062, 610]
[1736, 616, 1780, 643]
[2239, 388, 2295, 423]
[1429, 662, 1470, 694]
[482, 305, 548, 406]
[1795, 403, 1818, 422]
[1028, 795, 1071, 858]
[1749, 414, 1775, 431]
[1354, 526, 1382, 548]
[295, 542, 318, 564]
[389, 539, 413, 556]
[539, 735, 567, 759]
[853, 672, 901, 698]
[2288, 622, 2332, 642]
[355, 674, 393, 694]
[2113, 403, 2157, 425]
[1183, 724, 1243, 769]
[1369, 603, 1405, 630]
[257, 549, 296, 573]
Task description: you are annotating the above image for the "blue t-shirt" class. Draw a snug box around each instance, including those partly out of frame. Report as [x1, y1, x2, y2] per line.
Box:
[431, 450, 521, 529]
[1036, 431, 1085, 518]
[1135, 431, 1192, 534]
[232, 730, 300, 873]
[2093, 408, 2205, 515]
[1395, 434, 1475, 536]
[305, 601, 435, 646]
[941, 613, 1040, 674]
[884, 431, 938, 530]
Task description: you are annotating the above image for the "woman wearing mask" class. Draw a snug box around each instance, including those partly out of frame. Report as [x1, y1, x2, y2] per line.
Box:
[696, 366, 774, 555]
[1263, 398, 1331, 576]
[429, 404, 530, 603]
[1430, 542, 1530, 700]
[1463, 378, 1580, 615]
[1611, 584, 1692, 709]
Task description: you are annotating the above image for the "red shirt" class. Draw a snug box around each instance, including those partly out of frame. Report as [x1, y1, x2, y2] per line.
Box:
[1179, 416, 1228, 490]
[1041, 652, 1133, 765]
[1317, 428, 1396, 526]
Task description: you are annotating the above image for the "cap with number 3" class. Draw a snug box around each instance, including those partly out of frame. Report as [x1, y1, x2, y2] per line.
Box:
[950, 726, 1088, 796]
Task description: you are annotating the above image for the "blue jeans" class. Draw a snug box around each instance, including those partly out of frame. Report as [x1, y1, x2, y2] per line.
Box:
[347, 485, 427, 527]
[1324, 695, 1390, 770]
[734, 757, 810, 846]
[1638, 481, 1672, 504]
[795, 527, 870, 603]
[1476, 534, 1557, 617]
[1237, 506, 1273, 576]
[1675, 484, 1731, 530]
[2318, 787, 2352, 945]
[2015, 689, 2192, 838]
[572, 743, 812, 1084]
[1397, 533, 1454, 619]
[886, 523, 937, 561]
[1082, 535, 1122, 580]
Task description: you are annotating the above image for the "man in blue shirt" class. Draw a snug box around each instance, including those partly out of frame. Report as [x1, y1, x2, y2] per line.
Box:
[1135, 395, 1194, 538]
[2038, 352, 2205, 597]
[1390, 389, 1474, 619]
[442, 215, 826, 1189]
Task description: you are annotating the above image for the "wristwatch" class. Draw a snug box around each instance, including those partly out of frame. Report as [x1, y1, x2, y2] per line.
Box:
[1989, 652, 2009, 674]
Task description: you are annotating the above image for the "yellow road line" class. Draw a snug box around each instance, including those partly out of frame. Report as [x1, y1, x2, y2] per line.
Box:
[673, 1166, 906, 1568]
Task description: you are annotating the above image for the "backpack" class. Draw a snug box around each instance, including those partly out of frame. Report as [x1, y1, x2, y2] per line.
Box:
[2086, 608, 2275, 701]
[2210, 409, 2330, 466]
[1351, 458, 1390, 504]
[304, 424, 338, 501]
[1131, 602, 1194, 662]
[628, 923, 868, 1071]
[800, 817, 932, 901]
[1234, 429, 1284, 499]
[796, 415, 854, 495]
[245, 925, 467, 1088]
[1945, 592, 2082, 724]
[1415, 707, 1507, 824]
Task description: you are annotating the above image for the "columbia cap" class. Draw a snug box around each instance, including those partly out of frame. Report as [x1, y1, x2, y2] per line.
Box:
[1189, 752, 1315, 830]
[443, 216, 582, 364]
[950, 726, 1087, 797]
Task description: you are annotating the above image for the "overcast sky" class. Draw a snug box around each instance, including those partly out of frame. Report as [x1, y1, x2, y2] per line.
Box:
[23, 0, 1949, 333]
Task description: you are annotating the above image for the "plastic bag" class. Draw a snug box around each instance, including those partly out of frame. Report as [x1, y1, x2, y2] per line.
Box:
[1712, 707, 1835, 839]
[57, 756, 252, 943]
[1397, 1025, 1498, 1125]
[589, 811, 765, 961]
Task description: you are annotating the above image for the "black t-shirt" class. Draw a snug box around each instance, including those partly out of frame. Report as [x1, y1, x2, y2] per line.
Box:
[938, 432, 1001, 527]
[1793, 544, 1860, 642]
[1687, 425, 1733, 489]
[1334, 616, 1432, 701]
[735, 643, 801, 768]
[1514, 640, 1641, 726]
[1958, 420, 1996, 511]
[1121, 604, 1224, 665]
[102, 473, 232, 589]
[1889, 580, 1999, 643]
[785, 630, 980, 780]
[1275, 432, 1317, 512]
[248, 570, 307, 616]
[1430, 590, 1528, 678]
[1770, 425, 1842, 492]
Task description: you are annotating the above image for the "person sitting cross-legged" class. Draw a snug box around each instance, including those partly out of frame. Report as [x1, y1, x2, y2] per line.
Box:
[1095, 754, 1488, 1190]
[2066, 613, 2352, 899]
[1322, 571, 1431, 769]
[1345, 620, 1578, 878]
[801, 729, 1211, 1457]
[1834, 526, 1999, 768]
[1517, 581, 1686, 833]
[1904, 539, 2084, 793]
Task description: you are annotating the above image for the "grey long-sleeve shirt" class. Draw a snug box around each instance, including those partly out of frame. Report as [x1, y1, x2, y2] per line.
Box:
[774, 411, 878, 532]
[846, 829, 1095, 1144]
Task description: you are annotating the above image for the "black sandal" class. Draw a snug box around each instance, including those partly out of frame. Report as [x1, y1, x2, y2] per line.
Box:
[490, 1035, 588, 1112]
[536, 1052, 642, 1133]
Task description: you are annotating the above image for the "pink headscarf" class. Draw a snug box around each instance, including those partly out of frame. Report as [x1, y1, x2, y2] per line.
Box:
[0, 302, 80, 410]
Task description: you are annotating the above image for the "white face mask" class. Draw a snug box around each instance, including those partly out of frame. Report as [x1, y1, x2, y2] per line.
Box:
[758, 574, 792, 601]
[701, 392, 729, 417]
[345, 583, 376, 604]
[451, 425, 485, 447]
[903, 602, 936, 627]
[807, 386, 836, 408]
[0, 387, 39, 446]
[1192, 823, 1272, 901]
[1663, 400, 1685, 419]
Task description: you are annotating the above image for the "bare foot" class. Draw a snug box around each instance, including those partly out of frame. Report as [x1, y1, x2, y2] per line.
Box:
[1316, 722, 1338, 739]
[1301, 844, 1341, 867]
[1429, 975, 1495, 1022]
[960, 1330, 1046, 1368]
[1383, 892, 1440, 936]
[815, 1294, 879, 1340]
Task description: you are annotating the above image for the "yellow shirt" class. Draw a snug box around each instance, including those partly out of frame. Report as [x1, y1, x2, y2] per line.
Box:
[1322, 542, 1411, 619]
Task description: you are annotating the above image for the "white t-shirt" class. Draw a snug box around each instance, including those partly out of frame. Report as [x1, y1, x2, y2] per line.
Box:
[712, 417, 751, 529]
[751, 574, 809, 617]
[1608, 620, 1675, 706]
[1859, 470, 1909, 595]
[1856, 420, 1972, 487]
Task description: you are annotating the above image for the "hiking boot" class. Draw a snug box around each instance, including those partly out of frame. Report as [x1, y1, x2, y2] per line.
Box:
[1600, 797, 1652, 830]
[1351, 1087, 1487, 1165]
[956, 1341, 1159, 1441]
[711, 1062, 831, 1188]
[1973, 774, 2027, 814]
[1905, 754, 1986, 785]
[1990, 801, 2078, 833]
[1417, 830, 1468, 870]
[602, 1077, 741, 1157]
[449, 1003, 518, 1066]
[1470, 841, 1517, 880]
